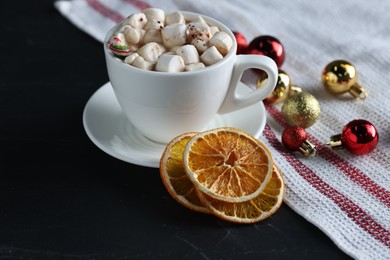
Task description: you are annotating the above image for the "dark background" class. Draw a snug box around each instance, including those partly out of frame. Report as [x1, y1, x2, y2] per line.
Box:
[0, 1, 352, 259]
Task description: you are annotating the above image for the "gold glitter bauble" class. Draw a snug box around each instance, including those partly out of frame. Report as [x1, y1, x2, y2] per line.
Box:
[257, 69, 291, 104]
[322, 60, 367, 99]
[281, 91, 321, 128]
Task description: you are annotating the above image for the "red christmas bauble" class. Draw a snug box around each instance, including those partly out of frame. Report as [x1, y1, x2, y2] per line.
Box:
[341, 119, 379, 155]
[233, 31, 248, 54]
[282, 127, 307, 151]
[247, 35, 285, 67]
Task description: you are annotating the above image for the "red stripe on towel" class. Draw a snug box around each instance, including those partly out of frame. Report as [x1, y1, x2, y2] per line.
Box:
[122, 0, 152, 9]
[86, 0, 124, 23]
[265, 104, 390, 208]
[262, 124, 390, 248]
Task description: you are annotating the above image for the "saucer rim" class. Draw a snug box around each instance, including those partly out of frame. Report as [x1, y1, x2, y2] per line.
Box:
[82, 82, 266, 168]
[82, 83, 165, 168]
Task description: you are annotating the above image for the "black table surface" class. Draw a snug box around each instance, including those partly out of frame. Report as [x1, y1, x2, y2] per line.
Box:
[0, 1, 353, 259]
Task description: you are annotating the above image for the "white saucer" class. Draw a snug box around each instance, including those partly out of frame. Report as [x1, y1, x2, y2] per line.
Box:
[83, 82, 266, 168]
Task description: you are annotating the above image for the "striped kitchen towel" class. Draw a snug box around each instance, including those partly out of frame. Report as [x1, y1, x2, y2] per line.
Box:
[55, 0, 390, 259]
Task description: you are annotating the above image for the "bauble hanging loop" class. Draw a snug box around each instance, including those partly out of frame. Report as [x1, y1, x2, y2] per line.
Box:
[289, 85, 303, 95]
[326, 119, 378, 155]
[282, 127, 316, 157]
[322, 60, 368, 99]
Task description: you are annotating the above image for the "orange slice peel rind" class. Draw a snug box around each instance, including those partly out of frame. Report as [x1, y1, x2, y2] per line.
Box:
[160, 132, 210, 214]
[183, 127, 273, 203]
[159, 127, 283, 224]
[196, 164, 285, 224]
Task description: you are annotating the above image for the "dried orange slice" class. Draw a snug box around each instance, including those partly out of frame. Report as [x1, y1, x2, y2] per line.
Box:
[196, 164, 285, 224]
[183, 127, 273, 203]
[160, 132, 209, 214]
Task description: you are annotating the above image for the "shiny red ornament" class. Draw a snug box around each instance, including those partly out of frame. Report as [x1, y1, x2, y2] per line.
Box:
[247, 35, 285, 67]
[282, 127, 316, 157]
[233, 31, 248, 54]
[327, 119, 379, 155]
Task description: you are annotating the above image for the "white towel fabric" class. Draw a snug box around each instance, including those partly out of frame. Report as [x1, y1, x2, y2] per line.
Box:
[55, 1, 390, 259]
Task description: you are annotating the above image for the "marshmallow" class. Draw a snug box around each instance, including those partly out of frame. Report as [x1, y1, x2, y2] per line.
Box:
[132, 56, 153, 70]
[123, 26, 142, 44]
[109, 32, 131, 57]
[200, 46, 223, 65]
[191, 38, 208, 53]
[209, 31, 233, 56]
[155, 54, 185, 72]
[187, 22, 211, 41]
[123, 13, 147, 29]
[169, 46, 181, 53]
[118, 25, 130, 33]
[139, 29, 146, 41]
[127, 44, 139, 52]
[110, 10, 229, 72]
[175, 44, 199, 65]
[137, 42, 165, 63]
[110, 32, 127, 47]
[185, 62, 205, 71]
[165, 11, 185, 25]
[144, 19, 164, 31]
[161, 23, 187, 48]
[124, 52, 139, 64]
[143, 29, 163, 44]
[143, 8, 165, 22]
[190, 15, 207, 25]
[209, 26, 220, 37]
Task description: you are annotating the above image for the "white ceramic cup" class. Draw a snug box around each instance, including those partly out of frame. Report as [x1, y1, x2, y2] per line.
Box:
[104, 11, 278, 143]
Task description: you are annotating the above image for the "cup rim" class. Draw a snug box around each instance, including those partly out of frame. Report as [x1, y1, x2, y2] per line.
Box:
[103, 11, 238, 76]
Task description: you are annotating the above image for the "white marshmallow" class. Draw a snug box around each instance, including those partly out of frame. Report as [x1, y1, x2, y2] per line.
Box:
[124, 53, 139, 65]
[191, 38, 208, 53]
[127, 44, 139, 52]
[169, 46, 181, 53]
[161, 23, 187, 49]
[200, 46, 223, 65]
[209, 31, 233, 56]
[137, 42, 164, 63]
[123, 13, 147, 29]
[132, 56, 153, 70]
[118, 25, 130, 33]
[113, 11, 231, 72]
[123, 26, 142, 44]
[175, 44, 199, 65]
[185, 62, 205, 71]
[139, 29, 146, 42]
[190, 15, 207, 25]
[143, 8, 165, 22]
[209, 26, 220, 37]
[187, 22, 211, 41]
[144, 19, 164, 31]
[155, 54, 185, 72]
[165, 11, 185, 25]
[143, 29, 163, 44]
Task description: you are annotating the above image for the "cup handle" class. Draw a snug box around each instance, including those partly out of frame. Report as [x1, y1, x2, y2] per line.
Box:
[218, 55, 278, 114]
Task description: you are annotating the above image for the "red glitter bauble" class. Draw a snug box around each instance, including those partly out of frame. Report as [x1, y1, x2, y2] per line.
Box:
[341, 119, 379, 155]
[247, 35, 285, 67]
[233, 31, 248, 54]
[282, 127, 307, 151]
